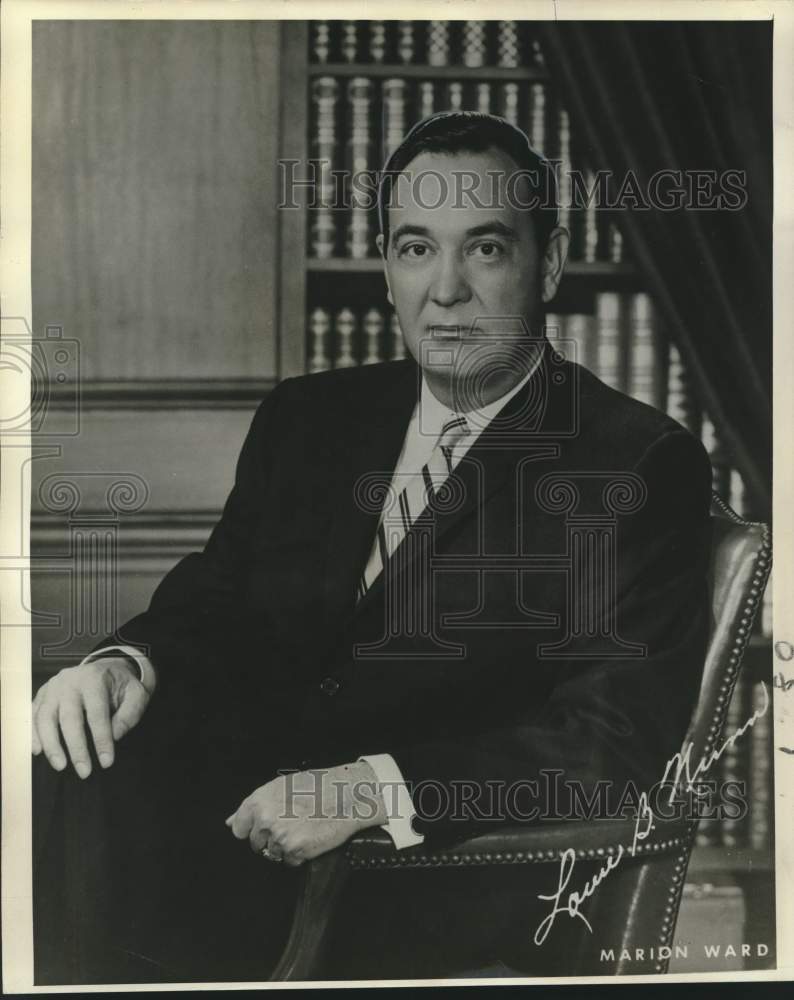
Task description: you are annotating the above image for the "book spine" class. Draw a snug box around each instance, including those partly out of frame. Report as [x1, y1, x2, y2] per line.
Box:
[583, 169, 599, 264]
[369, 21, 386, 64]
[311, 21, 331, 64]
[397, 21, 415, 64]
[729, 468, 747, 519]
[628, 293, 662, 409]
[564, 313, 595, 371]
[593, 292, 625, 392]
[334, 307, 357, 368]
[500, 82, 520, 129]
[462, 21, 487, 68]
[557, 109, 572, 241]
[749, 681, 772, 851]
[608, 222, 624, 263]
[529, 83, 546, 154]
[427, 21, 451, 67]
[341, 20, 358, 63]
[497, 21, 521, 67]
[362, 307, 386, 364]
[446, 81, 465, 112]
[701, 414, 731, 500]
[666, 343, 699, 433]
[308, 307, 331, 373]
[382, 78, 407, 164]
[310, 76, 339, 259]
[345, 77, 373, 260]
[476, 82, 492, 115]
[543, 312, 563, 341]
[418, 81, 435, 120]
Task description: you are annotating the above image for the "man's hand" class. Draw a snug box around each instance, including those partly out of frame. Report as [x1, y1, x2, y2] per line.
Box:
[225, 761, 389, 867]
[32, 657, 152, 777]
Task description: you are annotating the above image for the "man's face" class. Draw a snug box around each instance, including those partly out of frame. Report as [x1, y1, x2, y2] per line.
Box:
[377, 148, 568, 408]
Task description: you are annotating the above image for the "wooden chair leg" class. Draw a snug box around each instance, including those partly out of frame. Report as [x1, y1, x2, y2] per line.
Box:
[269, 850, 351, 982]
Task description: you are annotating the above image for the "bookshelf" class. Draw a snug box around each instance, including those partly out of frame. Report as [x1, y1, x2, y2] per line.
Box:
[279, 20, 633, 377]
[280, 20, 767, 518]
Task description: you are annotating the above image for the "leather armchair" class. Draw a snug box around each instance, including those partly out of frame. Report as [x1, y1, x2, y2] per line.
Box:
[270, 494, 771, 980]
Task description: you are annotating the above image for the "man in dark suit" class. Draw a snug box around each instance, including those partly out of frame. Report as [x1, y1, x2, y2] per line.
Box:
[32, 112, 712, 983]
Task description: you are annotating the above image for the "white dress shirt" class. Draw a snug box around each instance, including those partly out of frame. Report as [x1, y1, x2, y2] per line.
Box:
[85, 355, 542, 850]
[359, 356, 542, 848]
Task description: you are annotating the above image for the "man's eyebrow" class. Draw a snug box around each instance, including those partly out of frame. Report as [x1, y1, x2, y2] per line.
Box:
[390, 220, 521, 244]
[464, 221, 520, 241]
[390, 224, 432, 244]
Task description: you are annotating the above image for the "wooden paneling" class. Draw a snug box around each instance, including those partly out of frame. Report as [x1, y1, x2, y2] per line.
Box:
[32, 20, 282, 380]
[31, 518, 216, 678]
[29, 406, 261, 514]
[28, 404, 262, 678]
[278, 22, 310, 377]
[29, 20, 296, 679]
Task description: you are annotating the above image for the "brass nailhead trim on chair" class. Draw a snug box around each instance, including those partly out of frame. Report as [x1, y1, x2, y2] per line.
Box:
[346, 834, 688, 870]
[701, 494, 771, 763]
[654, 839, 696, 974]
[648, 495, 771, 974]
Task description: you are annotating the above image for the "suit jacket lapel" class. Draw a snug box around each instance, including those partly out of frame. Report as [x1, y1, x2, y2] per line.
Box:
[322, 359, 420, 628]
[350, 341, 574, 618]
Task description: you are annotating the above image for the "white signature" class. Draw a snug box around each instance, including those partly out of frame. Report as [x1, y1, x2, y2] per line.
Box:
[533, 681, 770, 947]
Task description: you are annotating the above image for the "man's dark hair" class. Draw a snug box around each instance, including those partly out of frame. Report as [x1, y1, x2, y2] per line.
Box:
[377, 110, 559, 256]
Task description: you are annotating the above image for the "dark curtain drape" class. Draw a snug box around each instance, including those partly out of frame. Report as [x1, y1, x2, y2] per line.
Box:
[539, 21, 772, 516]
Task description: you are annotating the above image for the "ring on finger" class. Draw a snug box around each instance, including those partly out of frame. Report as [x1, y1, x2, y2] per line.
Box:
[261, 842, 283, 863]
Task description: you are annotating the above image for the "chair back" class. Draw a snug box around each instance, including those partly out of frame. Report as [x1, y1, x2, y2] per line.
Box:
[592, 493, 772, 975]
[684, 494, 771, 764]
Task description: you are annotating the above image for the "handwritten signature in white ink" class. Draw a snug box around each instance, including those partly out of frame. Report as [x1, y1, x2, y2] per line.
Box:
[533, 682, 770, 946]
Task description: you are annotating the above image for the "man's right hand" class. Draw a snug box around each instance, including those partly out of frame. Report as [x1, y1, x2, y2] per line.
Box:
[32, 657, 152, 778]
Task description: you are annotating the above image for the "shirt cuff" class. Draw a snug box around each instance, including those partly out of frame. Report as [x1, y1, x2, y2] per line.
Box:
[359, 753, 424, 850]
[82, 645, 157, 695]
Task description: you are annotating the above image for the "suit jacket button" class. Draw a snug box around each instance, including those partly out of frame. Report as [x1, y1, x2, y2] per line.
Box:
[320, 676, 340, 696]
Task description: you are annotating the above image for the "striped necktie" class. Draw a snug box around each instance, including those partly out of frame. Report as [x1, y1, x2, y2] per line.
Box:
[357, 413, 470, 601]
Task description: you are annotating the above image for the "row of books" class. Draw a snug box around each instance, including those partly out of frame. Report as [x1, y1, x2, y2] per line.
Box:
[306, 296, 659, 382]
[309, 74, 623, 263]
[305, 295, 717, 437]
[308, 305, 407, 371]
[694, 675, 772, 852]
[308, 293, 713, 434]
[310, 20, 546, 69]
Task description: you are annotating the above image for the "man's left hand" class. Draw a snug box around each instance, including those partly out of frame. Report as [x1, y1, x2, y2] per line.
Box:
[225, 761, 388, 867]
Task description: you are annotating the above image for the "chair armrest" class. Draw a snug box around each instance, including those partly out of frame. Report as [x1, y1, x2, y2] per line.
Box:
[344, 815, 695, 870]
[269, 849, 351, 982]
[270, 816, 696, 979]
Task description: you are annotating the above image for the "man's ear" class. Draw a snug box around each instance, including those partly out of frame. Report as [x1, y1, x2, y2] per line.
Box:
[376, 233, 394, 306]
[540, 227, 570, 304]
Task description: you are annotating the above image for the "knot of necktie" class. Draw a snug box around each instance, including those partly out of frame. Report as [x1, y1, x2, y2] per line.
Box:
[437, 413, 470, 473]
[356, 412, 471, 602]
